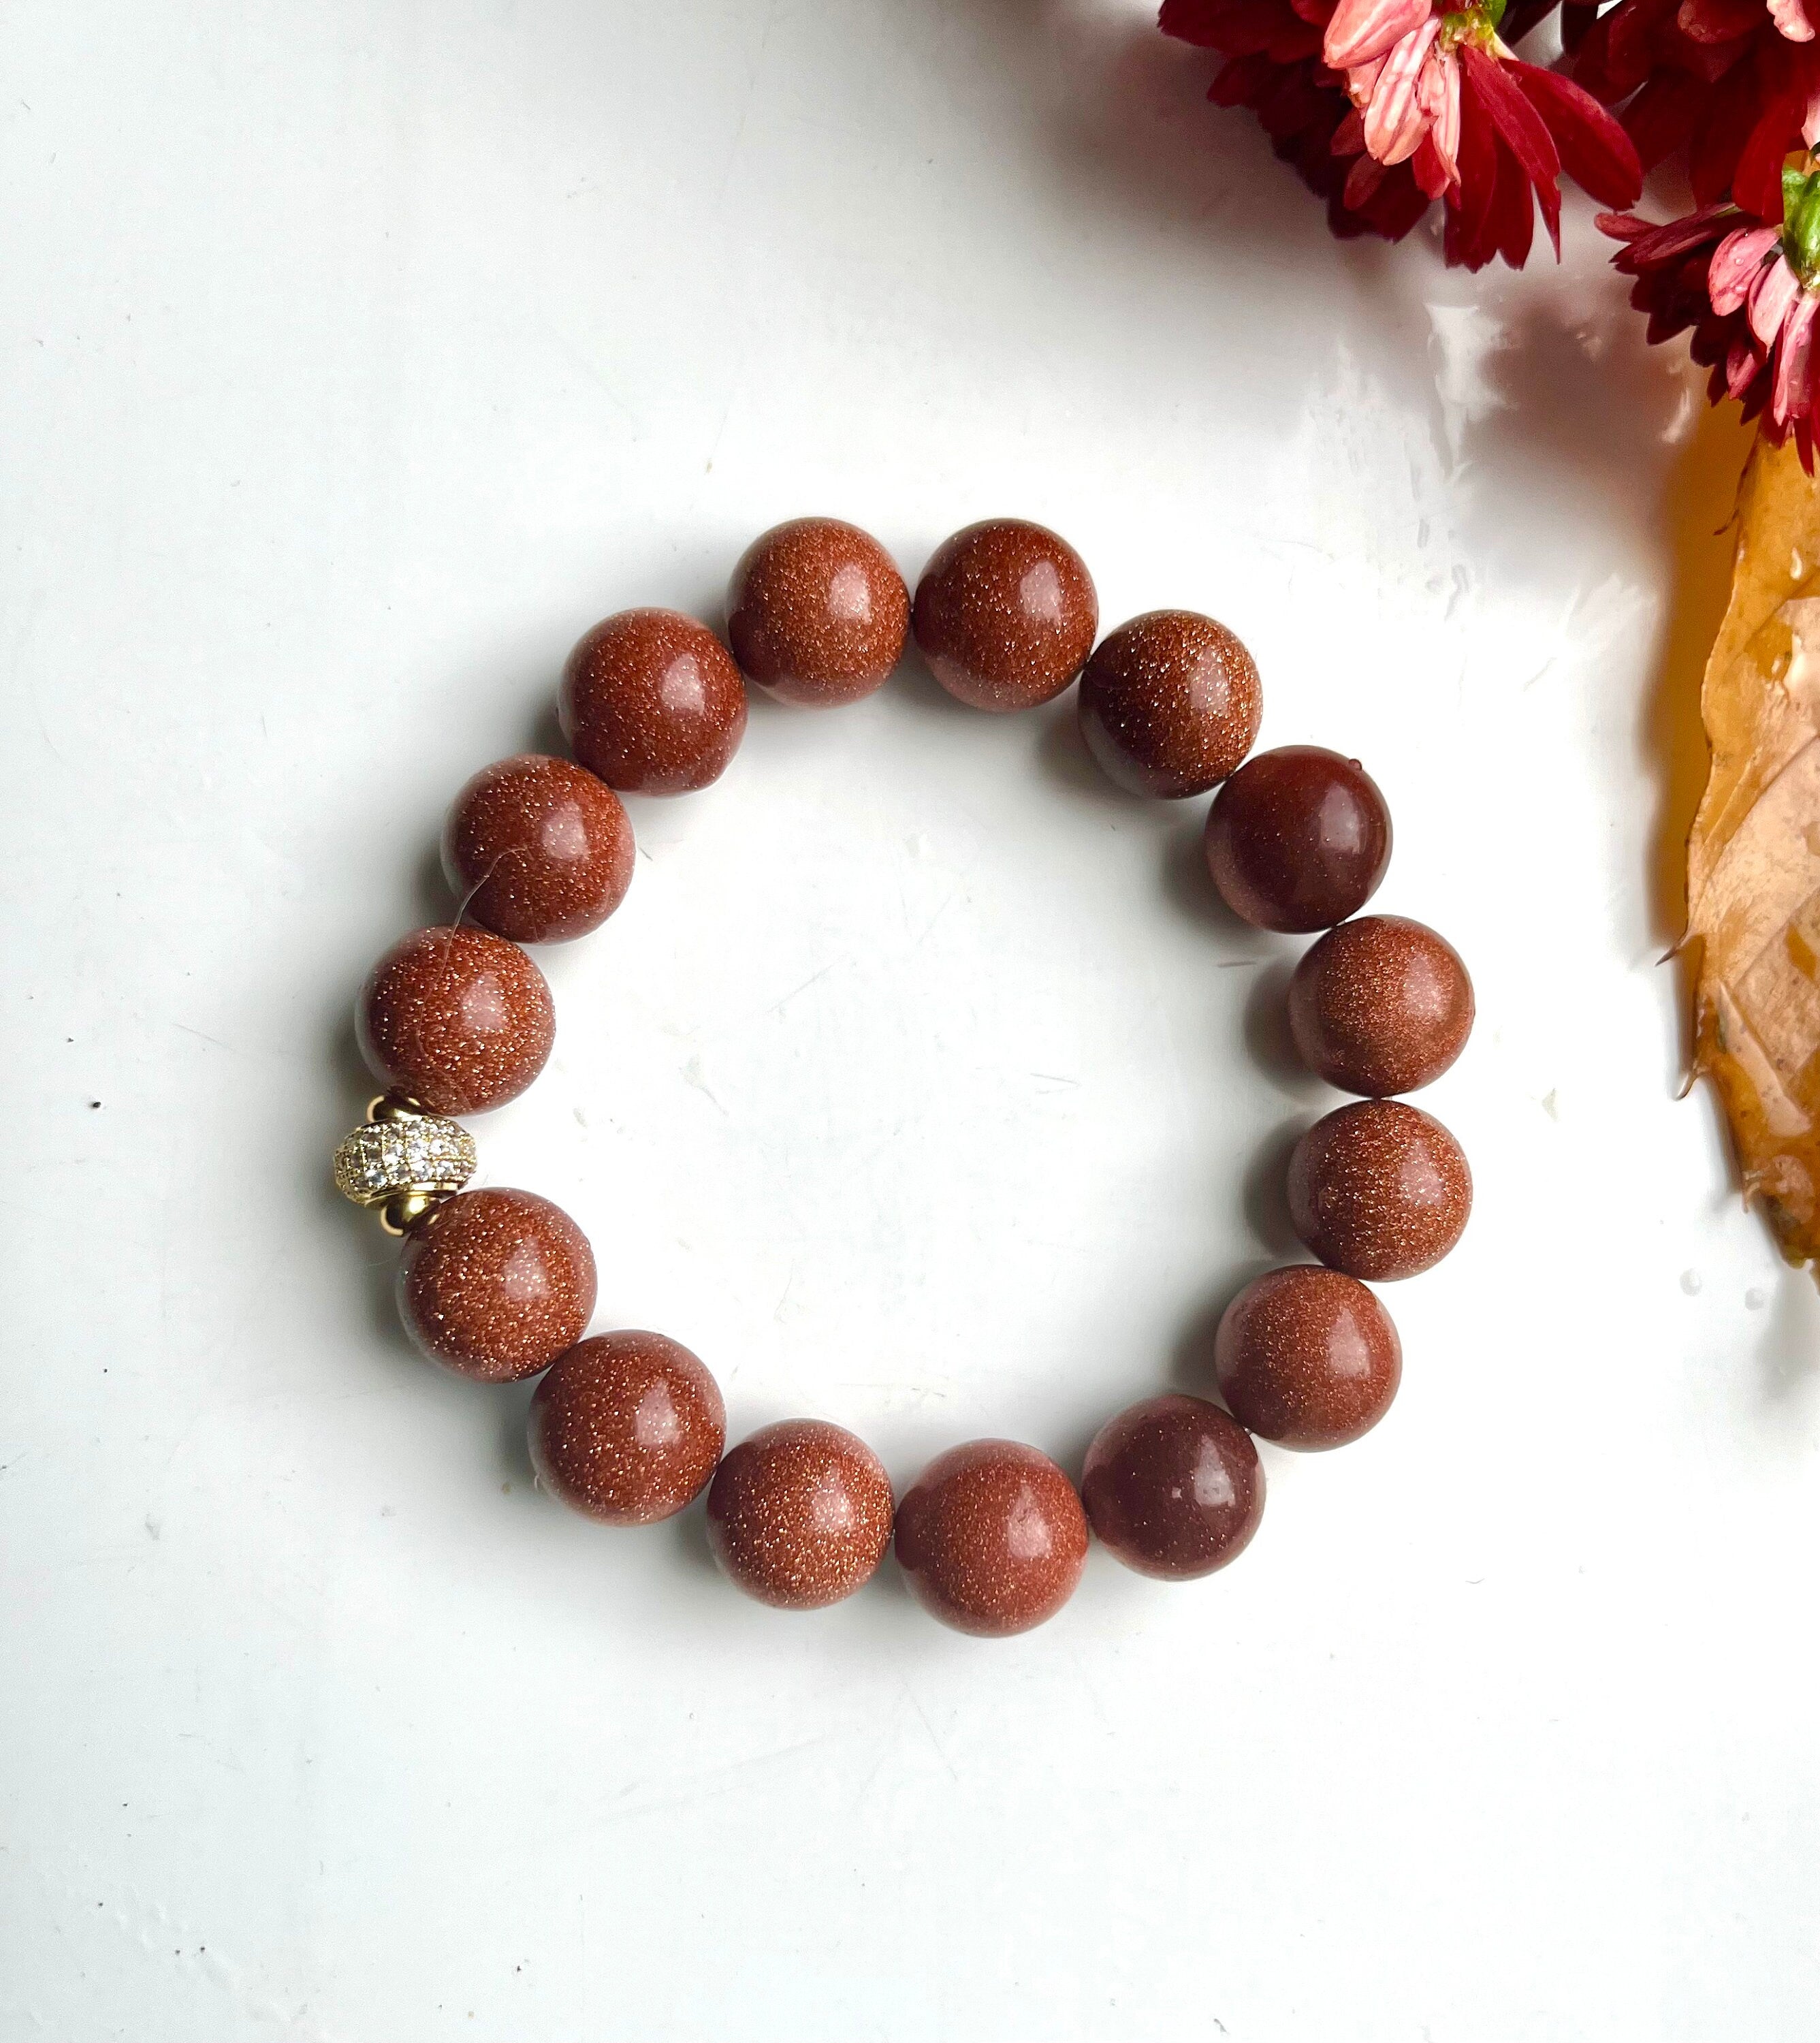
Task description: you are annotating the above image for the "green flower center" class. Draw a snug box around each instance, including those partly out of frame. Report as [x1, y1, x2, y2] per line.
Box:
[1782, 162, 1820, 289]
[1439, 0, 1505, 49]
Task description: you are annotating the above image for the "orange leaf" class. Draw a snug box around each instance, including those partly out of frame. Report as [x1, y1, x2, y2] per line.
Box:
[1689, 437, 1820, 1272]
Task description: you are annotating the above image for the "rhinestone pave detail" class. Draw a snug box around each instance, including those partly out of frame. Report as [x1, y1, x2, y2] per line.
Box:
[333, 1111, 477, 1209]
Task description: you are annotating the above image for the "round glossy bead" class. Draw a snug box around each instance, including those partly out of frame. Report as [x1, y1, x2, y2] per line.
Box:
[1081, 1393, 1264, 1581]
[1077, 610, 1262, 798]
[895, 1439, 1088, 1636]
[1214, 1267, 1401, 1451]
[1288, 914, 1473, 1096]
[559, 608, 748, 794]
[1288, 1099, 1471, 1281]
[727, 517, 909, 706]
[1205, 746, 1392, 932]
[397, 1188, 595, 1382]
[912, 519, 1098, 712]
[705, 1420, 894, 1609]
[443, 754, 635, 944]
[529, 1332, 724, 1524]
[357, 925, 555, 1115]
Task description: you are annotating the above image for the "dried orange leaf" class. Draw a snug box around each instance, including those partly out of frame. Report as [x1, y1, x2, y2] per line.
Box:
[1689, 437, 1820, 1271]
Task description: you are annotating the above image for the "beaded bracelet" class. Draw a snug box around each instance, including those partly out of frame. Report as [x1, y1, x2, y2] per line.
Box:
[334, 517, 1474, 1637]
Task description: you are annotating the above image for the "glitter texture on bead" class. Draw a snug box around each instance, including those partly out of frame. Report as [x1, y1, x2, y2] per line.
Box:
[1214, 1266, 1402, 1451]
[912, 520, 1098, 712]
[727, 517, 909, 706]
[357, 925, 556, 1116]
[1288, 915, 1473, 1096]
[397, 1188, 596, 1382]
[1078, 609, 1262, 798]
[560, 608, 748, 795]
[705, 1419, 895, 1609]
[1288, 1098, 1472, 1281]
[444, 753, 635, 944]
[530, 1333, 725, 1524]
[895, 1438, 1088, 1635]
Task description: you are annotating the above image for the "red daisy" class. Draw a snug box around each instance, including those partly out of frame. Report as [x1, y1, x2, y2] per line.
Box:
[1574, 0, 1820, 214]
[1602, 161, 1820, 466]
[1162, 0, 1642, 264]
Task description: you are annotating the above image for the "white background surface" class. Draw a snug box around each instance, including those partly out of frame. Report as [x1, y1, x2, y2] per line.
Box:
[3, 3, 1817, 2038]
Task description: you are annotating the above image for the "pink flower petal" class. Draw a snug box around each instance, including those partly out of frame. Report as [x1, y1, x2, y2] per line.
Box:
[1708, 225, 1781, 313]
[1749, 250, 1803, 349]
[1420, 44, 1462, 184]
[1323, 0, 1431, 72]
[1345, 52, 1386, 109]
[1364, 17, 1441, 164]
[1773, 291, 1820, 424]
[1726, 333, 1761, 399]
[1769, 0, 1817, 42]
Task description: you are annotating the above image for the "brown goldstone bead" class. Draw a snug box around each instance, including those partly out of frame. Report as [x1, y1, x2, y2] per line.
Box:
[1288, 915, 1473, 1096]
[357, 925, 555, 1115]
[397, 1188, 595, 1382]
[895, 1439, 1088, 1636]
[559, 608, 748, 795]
[706, 1420, 894, 1609]
[443, 754, 634, 945]
[1077, 611, 1262, 798]
[1214, 1266, 1401, 1451]
[1288, 1099, 1471, 1281]
[529, 1332, 724, 1524]
[727, 517, 909, 706]
[1081, 1393, 1264, 1581]
[912, 520, 1098, 712]
[1205, 746, 1392, 933]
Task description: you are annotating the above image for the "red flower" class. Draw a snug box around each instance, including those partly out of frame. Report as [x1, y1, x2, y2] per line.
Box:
[1325, 0, 1464, 200]
[1602, 165, 1820, 466]
[1161, 0, 1642, 264]
[1160, 0, 1435, 244]
[1574, 0, 1820, 214]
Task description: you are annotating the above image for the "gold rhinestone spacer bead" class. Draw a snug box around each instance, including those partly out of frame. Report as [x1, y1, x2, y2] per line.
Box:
[333, 1097, 477, 1229]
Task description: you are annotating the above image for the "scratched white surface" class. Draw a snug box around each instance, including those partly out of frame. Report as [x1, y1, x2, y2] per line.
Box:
[3, 3, 1818, 2039]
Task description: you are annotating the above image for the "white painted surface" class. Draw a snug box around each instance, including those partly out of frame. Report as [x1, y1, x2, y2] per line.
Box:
[3, 4, 1815, 2038]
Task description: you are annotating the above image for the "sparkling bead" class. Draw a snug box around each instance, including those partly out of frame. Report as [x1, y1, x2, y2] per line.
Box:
[444, 754, 635, 944]
[895, 1439, 1087, 1635]
[1288, 915, 1473, 1097]
[727, 518, 908, 706]
[705, 1420, 894, 1609]
[530, 1333, 725, 1523]
[1214, 1267, 1402, 1451]
[356, 925, 555, 1115]
[398, 1188, 595, 1382]
[559, 609, 748, 795]
[1078, 610, 1262, 799]
[332, 1100, 477, 1214]
[912, 520, 1098, 712]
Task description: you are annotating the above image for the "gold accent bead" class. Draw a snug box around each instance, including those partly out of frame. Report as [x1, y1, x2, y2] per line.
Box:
[333, 1098, 477, 1222]
[379, 1189, 445, 1237]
